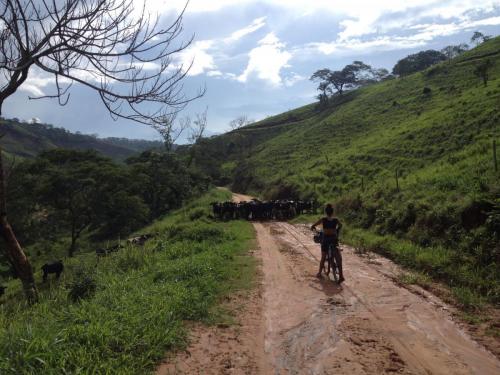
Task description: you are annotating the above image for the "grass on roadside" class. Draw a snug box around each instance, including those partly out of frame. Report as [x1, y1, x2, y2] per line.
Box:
[0, 189, 255, 374]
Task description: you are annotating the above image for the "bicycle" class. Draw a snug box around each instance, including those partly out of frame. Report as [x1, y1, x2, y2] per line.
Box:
[313, 229, 340, 283]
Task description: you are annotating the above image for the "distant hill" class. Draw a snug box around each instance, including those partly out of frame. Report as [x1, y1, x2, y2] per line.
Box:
[0, 119, 163, 160]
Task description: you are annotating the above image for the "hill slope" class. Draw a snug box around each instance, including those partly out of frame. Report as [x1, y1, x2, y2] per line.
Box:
[193, 36, 500, 303]
[201, 37, 499, 196]
[0, 119, 163, 160]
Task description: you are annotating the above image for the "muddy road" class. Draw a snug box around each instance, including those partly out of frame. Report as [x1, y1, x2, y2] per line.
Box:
[159, 193, 500, 374]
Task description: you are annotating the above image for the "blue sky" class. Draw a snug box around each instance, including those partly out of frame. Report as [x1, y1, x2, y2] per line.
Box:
[4, 0, 500, 141]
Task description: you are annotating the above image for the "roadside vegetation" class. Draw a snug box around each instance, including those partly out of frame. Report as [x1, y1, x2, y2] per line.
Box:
[187, 35, 500, 310]
[2, 148, 209, 273]
[0, 189, 254, 374]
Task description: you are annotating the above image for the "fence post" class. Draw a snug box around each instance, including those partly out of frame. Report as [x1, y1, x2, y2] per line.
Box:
[395, 169, 400, 191]
[494, 139, 498, 172]
[361, 176, 364, 192]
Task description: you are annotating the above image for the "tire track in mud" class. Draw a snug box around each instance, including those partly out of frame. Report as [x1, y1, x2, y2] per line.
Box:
[275, 222, 431, 374]
[270, 222, 500, 375]
[261, 222, 413, 375]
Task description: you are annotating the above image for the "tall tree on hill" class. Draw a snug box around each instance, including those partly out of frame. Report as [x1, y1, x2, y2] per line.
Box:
[474, 59, 494, 87]
[441, 44, 469, 61]
[0, 0, 198, 302]
[392, 50, 447, 76]
[187, 107, 208, 167]
[310, 61, 384, 102]
[471, 31, 491, 46]
[152, 113, 191, 152]
[229, 115, 252, 130]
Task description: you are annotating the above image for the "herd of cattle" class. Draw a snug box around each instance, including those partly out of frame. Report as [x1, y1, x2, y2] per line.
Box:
[211, 199, 316, 221]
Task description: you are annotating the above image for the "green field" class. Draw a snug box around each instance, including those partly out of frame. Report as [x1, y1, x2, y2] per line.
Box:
[0, 189, 255, 374]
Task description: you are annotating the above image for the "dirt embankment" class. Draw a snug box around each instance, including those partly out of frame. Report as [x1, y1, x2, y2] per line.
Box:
[158, 193, 500, 374]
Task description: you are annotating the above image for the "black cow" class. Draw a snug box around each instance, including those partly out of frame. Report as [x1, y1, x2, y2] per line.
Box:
[96, 243, 124, 257]
[0, 285, 5, 297]
[127, 233, 153, 246]
[41, 260, 64, 282]
[211, 202, 223, 220]
[96, 248, 109, 257]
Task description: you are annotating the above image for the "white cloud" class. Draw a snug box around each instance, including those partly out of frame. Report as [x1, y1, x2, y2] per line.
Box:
[177, 40, 216, 76]
[226, 17, 267, 42]
[136, 62, 162, 70]
[283, 73, 306, 87]
[237, 32, 292, 86]
[308, 36, 427, 56]
[462, 15, 500, 28]
[142, 0, 244, 14]
[308, 12, 500, 57]
[207, 70, 223, 77]
[18, 71, 57, 97]
[168, 17, 267, 78]
[150, 0, 499, 40]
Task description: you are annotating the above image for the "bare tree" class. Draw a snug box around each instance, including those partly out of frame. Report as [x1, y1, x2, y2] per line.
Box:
[152, 113, 191, 152]
[186, 107, 208, 167]
[229, 115, 251, 130]
[0, 0, 200, 302]
[441, 44, 469, 61]
[188, 107, 208, 143]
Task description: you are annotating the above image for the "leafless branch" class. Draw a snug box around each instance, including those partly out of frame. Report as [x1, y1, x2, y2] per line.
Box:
[152, 112, 190, 151]
[188, 106, 207, 144]
[0, 0, 203, 126]
[229, 115, 252, 130]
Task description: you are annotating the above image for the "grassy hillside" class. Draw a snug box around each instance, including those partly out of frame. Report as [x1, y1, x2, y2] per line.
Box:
[194, 37, 500, 304]
[0, 119, 162, 161]
[0, 189, 255, 374]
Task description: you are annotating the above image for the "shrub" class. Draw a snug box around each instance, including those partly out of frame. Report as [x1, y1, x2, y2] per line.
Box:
[163, 223, 228, 243]
[68, 268, 97, 302]
[189, 208, 206, 221]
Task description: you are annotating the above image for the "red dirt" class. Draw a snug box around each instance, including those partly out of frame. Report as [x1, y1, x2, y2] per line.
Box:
[157, 193, 500, 374]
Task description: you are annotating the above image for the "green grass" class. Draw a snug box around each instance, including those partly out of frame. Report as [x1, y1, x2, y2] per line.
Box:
[396, 271, 432, 289]
[0, 189, 255, 374]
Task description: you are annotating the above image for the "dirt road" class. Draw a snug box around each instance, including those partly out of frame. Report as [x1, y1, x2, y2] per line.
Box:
[159, 193, 500, 374]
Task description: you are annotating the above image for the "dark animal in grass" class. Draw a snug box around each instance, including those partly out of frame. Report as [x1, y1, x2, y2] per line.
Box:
[127, 233, 153, 246]
[96, 243, 124, 257]
[0, 285, 5, 297]
[41, 260, 64, 282]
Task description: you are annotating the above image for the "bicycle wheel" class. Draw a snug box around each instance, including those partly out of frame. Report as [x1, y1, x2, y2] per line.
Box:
[328, 246, 339, 283]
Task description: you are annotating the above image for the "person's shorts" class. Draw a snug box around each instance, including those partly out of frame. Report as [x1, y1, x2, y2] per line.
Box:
[321, 236, 338, 253]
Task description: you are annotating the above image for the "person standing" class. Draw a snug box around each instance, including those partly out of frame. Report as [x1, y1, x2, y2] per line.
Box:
[311, 203, 344, 282]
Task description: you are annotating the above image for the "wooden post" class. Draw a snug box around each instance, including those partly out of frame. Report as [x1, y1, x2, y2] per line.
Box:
[361, 176, 364, 192]
[395, 169, 400, 191]
[494, 139, 498, 172]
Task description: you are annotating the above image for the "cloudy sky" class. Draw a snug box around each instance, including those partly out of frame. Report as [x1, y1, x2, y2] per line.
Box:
[4, 0, 500, 141]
